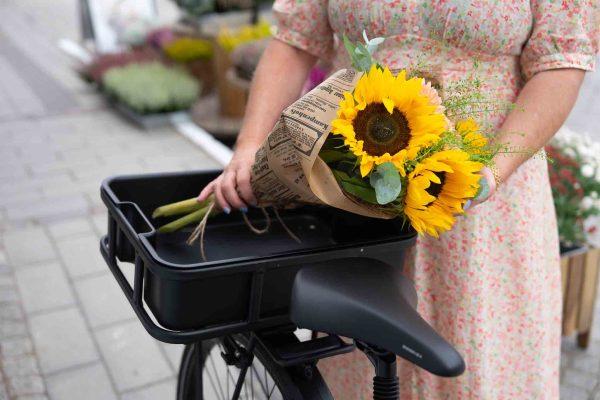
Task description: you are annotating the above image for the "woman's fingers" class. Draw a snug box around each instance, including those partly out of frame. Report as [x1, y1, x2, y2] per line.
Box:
[236, 168, 257, 206]
[197, 180, 215, 202]
[221, 170, 247, 211]
[213, 178, 231, 214]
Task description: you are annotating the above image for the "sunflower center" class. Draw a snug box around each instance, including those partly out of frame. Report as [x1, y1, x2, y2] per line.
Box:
[426, 172, 446, 199]
[353, 103, 411, 156]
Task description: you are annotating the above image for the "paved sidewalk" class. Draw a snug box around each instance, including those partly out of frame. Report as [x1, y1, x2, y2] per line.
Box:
[0, 1, 217, 399]
[0, 1, 598, 399]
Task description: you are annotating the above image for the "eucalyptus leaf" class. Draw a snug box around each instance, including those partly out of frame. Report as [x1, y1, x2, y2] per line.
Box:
[342, 35, 377, 73]
[369, 162, 402, 204]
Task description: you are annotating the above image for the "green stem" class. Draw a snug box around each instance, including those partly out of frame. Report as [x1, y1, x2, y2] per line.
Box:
[157, 205, 212, 233]
[152, 196, 212, 218]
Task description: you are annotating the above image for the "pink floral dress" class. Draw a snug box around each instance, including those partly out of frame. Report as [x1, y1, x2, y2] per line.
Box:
[272, 0, 599, 399]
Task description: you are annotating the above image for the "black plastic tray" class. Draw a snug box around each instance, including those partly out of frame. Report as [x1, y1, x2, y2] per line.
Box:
[100, 170, 416, 344]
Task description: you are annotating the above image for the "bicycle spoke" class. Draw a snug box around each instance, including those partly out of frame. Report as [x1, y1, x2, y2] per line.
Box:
[268, 382, 276, 399]
[194, 339, 285, 400]
[204, 365, 222, 400]
[251, 362, 255, 400]
[251, 365, 270, 397]
[208, 349, 226, 400]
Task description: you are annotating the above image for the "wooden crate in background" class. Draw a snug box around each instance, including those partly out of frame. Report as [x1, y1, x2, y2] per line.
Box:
[561, 247, 600, 348]
[213, 42, 248, 118]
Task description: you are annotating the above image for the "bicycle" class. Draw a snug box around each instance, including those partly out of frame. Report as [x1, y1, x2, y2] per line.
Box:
[100, 170, 464, 400]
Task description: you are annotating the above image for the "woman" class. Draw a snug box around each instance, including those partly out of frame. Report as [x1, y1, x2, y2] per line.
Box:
[199, 1, 599, 398]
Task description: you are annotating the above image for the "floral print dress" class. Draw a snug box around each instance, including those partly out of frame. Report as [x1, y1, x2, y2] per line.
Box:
[272, 0, 599, 399]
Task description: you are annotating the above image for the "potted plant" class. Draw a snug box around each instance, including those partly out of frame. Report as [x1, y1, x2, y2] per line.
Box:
[102, 62, 200, 128]
[547, 127, 600, 348]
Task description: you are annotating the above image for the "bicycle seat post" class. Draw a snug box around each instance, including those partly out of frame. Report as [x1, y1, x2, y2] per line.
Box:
[357, 341, 399, 400]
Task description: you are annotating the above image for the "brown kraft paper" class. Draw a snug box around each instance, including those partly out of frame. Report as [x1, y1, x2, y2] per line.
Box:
[250, 68, 392, 219]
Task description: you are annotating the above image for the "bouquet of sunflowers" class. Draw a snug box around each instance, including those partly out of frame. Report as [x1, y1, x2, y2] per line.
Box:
[153, 33, 503, 242]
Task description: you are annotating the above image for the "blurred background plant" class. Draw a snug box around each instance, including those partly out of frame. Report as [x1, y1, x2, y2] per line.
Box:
[102, 62, 200, 114]
[82, 48, 162, 83]
[163, 37, 214, 62]
[217, 20, 271, 52]
[548, 127, 600, 249]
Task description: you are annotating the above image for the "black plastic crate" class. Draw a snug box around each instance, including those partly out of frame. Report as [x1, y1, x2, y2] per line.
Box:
[100, 170, 416, 344]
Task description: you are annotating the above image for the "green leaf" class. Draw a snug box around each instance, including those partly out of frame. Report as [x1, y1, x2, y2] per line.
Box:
[342, 35, 376, 73]
[369, 162, 402, 204]
[319, 150, 351, 164]
[332, 170, 378, 203]
[339, 180, 378, 204]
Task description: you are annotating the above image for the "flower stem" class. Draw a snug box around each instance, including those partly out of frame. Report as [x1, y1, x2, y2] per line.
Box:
[152, 196, 211, 218]
[157, 205, 212, 233]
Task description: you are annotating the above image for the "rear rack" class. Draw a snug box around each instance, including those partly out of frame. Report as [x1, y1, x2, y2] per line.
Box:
[255, 330, 355, 367]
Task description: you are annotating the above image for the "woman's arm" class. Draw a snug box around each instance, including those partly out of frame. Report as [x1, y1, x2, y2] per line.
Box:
[475, 68, 586, 204]
[198, 39, 317, 212]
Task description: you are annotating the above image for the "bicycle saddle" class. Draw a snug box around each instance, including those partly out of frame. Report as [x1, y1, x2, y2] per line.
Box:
[290, 257, 465, 377]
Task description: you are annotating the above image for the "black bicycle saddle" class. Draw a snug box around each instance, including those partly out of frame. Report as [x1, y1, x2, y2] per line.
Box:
[290, 257, 465, 377]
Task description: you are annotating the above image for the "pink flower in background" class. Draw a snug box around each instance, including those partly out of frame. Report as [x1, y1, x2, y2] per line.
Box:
[302, 65, 328, 94]
[146, 27, 175, 49]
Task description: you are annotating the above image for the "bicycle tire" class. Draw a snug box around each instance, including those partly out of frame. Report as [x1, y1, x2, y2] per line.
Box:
[177, 333, 333, 400]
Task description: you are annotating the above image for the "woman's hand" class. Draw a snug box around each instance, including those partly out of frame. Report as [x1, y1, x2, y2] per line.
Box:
[197, 145, 260, 213]
[197, 39, 317, 214]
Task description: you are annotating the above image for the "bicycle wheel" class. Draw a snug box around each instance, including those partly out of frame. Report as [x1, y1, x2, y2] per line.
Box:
[177, 334, 333, 400]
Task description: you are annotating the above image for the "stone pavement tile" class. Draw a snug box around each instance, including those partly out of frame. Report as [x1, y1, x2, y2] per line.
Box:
[570, 351, 600, 375]
[0, 337, 34, 358]
[160, 343, 184, 372]
[41, 179, 99, 199]
[90, 213, 107, 237]
[95, 320, 172, 392]
[0, 383, 7, 400]
[0, 287, 18, 303]
[46, 362, 117, 400]
[14, 262, 75, 314]
[3, 227, 55, 267]
[27, 158, 97, 179]
[47, 217, 93, 239]
[0, 191, 40, 208]
[0, 164, 27, 180]
[561, 384, 591, 400]
[562, 368, 597, 393]
[121, 379, 176, 400]
[1, 354, 39, 376]
[56, 233, 106, 279]
[6, 375, 45, 397]
[74, 273, 134, 328]
[0, 320, 28, 340]
[0, 303, 23, 321]
[29, 307, 98, 374]
[0, 174, 69, 197]
[5, 194, 89, 223]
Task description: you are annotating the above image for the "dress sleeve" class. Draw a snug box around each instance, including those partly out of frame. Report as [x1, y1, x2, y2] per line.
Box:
[520, 0, 599, 81]
[272, 0, 334, 61]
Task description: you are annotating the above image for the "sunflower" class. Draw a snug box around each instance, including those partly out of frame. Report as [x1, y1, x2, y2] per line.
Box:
[456, 118, 488, 149]
[404, 149, 482, 237]
[331, 65, 448, 177]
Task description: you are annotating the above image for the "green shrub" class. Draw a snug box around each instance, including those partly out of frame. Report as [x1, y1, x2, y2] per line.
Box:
[102, 62, 200, 114]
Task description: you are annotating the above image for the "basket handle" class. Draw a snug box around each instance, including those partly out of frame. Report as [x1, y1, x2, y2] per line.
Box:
[99, 235, 249, 344]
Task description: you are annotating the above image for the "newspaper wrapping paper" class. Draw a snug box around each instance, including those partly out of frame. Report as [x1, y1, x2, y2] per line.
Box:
[250, 68, 393, 219]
